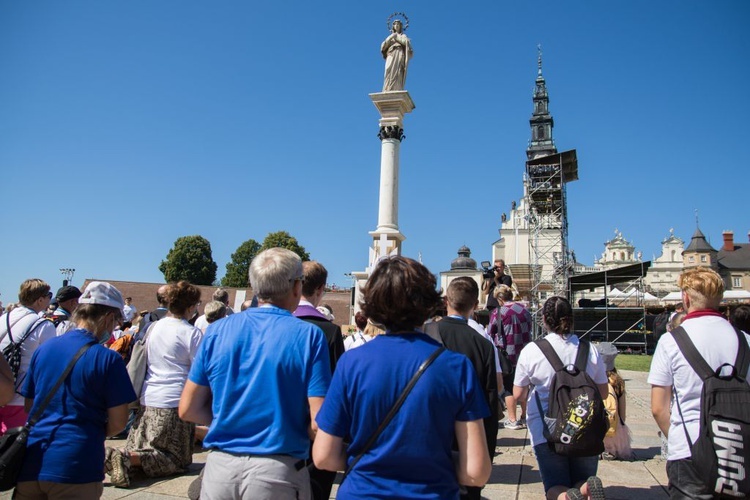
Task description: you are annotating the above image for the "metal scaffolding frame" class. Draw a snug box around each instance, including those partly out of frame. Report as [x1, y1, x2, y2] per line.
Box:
[525, 150, 578, 337]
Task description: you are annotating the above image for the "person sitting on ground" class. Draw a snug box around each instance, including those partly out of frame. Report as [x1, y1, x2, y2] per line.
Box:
[16, 281, 135, 499]
[513, 296, 608, 500]
[105, 281, 203, 488]
[313, 256, 492, 499]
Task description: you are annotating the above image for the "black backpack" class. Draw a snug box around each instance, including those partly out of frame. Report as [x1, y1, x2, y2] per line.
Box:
[533, 338, 609, 457]
[2, 313, 49, 387]
[671, 325, 750, 498]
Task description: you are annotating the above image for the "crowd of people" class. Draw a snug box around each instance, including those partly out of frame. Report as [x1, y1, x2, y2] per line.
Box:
[0, 256, 748, 499]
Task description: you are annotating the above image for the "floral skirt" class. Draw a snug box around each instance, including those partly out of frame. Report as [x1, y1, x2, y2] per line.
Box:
[126, 406, 195, 477]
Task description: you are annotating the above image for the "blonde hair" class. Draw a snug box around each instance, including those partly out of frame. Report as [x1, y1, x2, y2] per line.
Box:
[678, 267, 724, 310]
[493, 284, 513, 302]
[18, 279, 50, 307]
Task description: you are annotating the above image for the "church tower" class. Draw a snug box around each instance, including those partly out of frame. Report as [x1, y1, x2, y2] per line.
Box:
[527, 46, 557, 160]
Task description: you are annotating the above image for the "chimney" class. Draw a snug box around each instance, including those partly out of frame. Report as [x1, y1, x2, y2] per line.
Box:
[723, 230, 734, 252]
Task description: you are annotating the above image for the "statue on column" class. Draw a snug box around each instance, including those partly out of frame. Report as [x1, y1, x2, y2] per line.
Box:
[381, 13, 413, 92]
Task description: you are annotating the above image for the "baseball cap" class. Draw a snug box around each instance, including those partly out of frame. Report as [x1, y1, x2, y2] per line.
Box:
[78, 281, 125, 312]
[594, 342, 618, 372]
[55, 285, 82, 303]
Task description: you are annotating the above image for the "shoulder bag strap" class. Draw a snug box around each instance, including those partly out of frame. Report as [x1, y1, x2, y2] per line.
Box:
[343, 346, 446, 478]
[26, 342, 94, 428]
[574, 339, 590, 373]
[670, 326, 713, 381]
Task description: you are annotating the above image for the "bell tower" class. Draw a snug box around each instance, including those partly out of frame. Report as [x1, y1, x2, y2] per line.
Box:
[527, 45, 557, 160]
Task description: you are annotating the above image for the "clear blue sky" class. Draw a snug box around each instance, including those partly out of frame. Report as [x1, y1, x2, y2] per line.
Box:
[1, 1, 748, 303]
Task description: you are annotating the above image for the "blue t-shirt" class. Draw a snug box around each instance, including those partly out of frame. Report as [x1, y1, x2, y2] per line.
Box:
[316, 333, 490, 499]
[19, 329, 136, 484]
[188, 305, 331, 458]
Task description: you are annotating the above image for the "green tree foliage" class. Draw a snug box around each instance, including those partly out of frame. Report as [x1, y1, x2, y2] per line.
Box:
[221, 239, 261, 288]
[159, 235, 218, 285]
[260, 231, 310, 261]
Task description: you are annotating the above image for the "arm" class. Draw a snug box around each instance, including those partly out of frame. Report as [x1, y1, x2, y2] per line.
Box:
[513, 384, 529, 403]
[455, 419, 491, 487]
[312, 428, 347, 472]
[619, 390, 627, 422]
[651, 385, 672, 437]
[308, 396, 324, 441]
[178, 380, 213, 425]
[106, 403, 130, 437]
[0, 356, 14, 406]
[598, 383, 609, 401]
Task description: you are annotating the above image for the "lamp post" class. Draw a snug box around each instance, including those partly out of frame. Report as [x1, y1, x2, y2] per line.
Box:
[60, 268, 75, 287]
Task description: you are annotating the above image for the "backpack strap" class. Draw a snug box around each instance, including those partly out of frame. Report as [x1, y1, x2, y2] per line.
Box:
[733, 326, 750, 380]
[535, 338, 565, 372]
[670, 326, 714, 381]
[574, 339, 591, 373]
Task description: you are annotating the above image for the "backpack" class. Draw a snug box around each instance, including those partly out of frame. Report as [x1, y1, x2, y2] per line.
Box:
[671, 325, 750, 498]
[2, 313, 48, 387]
[109, 333, 135, 364]
[126, 322, 156, 408]
[533, 338, 609, 457]
[604, 383, 620, 438]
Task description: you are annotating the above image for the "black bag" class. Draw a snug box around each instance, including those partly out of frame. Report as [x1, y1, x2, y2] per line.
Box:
[534, 338, 608, 457]
[0, 342, 93, 491]
[2, 314, 47, 386]
[497, 347, 513, 376]
[671, 326, 750, 498]
[0, 426, 29, 491]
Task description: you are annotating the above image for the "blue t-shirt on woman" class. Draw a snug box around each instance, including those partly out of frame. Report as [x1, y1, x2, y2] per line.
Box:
[316, 332, 490, 499]
[19, 329, 136, 484]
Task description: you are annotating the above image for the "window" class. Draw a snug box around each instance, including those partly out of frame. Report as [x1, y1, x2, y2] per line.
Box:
[700, 255, 707, 263]
[688, 256, 695, 263]
[733, 277, 742, 288]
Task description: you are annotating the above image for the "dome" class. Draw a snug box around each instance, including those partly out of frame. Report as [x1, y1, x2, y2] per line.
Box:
[451, 246, 477, 270]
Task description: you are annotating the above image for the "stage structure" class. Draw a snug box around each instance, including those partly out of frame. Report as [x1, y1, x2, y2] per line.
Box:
[568, 261, 653, 352]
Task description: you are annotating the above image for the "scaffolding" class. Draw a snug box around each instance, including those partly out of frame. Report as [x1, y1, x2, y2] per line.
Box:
[525, 150, 578, 337]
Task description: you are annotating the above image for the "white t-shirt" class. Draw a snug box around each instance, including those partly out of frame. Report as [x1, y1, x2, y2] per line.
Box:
[0, 307, 57, 406]
[194, 314, 209, 333]
[123, 304, 136, 322]
[648, 314, 749, 460]
[514, 333, 608, 446]
[142, 317, 203, 408]
[344, 330, 373, 351]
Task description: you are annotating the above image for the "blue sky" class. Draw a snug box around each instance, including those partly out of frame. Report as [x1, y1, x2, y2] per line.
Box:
[1, 1, 748, 303]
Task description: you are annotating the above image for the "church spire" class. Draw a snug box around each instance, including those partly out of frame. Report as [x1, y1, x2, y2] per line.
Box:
[527, 45, 557, 160]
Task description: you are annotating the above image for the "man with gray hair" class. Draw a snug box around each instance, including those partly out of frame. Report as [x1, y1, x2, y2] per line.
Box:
[194, 288, 234, 332]
[180, 248, 332, 500]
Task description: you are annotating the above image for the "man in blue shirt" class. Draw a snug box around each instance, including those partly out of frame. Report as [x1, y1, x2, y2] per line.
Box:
[180, 248, 331, 500]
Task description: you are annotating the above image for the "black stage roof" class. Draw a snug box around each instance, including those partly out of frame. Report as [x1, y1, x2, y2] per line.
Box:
[568, 261, 652, 293]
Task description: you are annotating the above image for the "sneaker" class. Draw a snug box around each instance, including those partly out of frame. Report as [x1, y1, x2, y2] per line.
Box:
[585, 476, 605, 500]
[517, 417, 527, 428]
[107, 448, 131, 488]
[501, 419, 522, 430]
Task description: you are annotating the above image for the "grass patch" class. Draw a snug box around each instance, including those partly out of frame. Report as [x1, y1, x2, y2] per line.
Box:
[615, 354, 653, 372]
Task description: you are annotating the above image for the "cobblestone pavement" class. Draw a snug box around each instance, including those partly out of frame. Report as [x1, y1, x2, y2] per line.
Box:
[2, 369, 669, 499]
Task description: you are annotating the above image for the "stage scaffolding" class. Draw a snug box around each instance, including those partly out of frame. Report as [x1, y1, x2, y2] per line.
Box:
[526, 150, 578, 338]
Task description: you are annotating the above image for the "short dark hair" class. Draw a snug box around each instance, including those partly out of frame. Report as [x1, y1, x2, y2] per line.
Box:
[542, 296, 573, 335]
[731, 304, 750, 333]
[354, 311, 368, 330]
[446, 277, 478, 314]
[164, 281, 202, 316]
[302, 261, 327, 297]
[360, 256, 441, 331]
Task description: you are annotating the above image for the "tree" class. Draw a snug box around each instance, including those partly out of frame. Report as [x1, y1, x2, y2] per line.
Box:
[260, 231, 310, 261]
[221, 238, 261, 288]
[159, 235, 218, 285]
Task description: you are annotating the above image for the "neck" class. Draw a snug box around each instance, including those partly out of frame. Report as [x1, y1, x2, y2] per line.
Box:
[446, 308, 469, 320]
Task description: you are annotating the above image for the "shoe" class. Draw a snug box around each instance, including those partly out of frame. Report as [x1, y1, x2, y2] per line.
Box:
[566, 487, 584, 500]
[107, 448, 131, 488]
[501, 419, 522, 430]
[518, 417, 527, 428]
[586, 476, 605, 500]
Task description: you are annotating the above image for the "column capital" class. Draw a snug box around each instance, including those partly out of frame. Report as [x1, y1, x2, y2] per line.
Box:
[378, 126, 404, 141]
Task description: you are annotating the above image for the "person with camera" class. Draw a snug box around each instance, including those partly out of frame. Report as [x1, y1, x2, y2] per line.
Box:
[483, 259, 512, 311]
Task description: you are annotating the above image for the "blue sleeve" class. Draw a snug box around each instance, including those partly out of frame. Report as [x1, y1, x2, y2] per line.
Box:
[456, 357, 491, 422]
[307, 326, 331, 398]
[315, 358, 349, 437]
[103, 351, 137, 408]
[188, 335, 210, 387]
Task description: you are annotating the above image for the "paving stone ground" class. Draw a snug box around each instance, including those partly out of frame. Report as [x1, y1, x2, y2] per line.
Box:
[2, 369, 669, 499]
